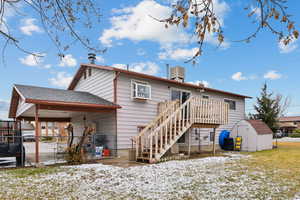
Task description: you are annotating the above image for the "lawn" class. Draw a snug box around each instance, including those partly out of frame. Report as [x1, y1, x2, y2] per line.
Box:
[0, 142, 299, 200]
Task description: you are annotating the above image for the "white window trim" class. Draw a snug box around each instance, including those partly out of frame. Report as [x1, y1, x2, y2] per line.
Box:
[131, 79, 151, 100]
[224, 98, 236, 110]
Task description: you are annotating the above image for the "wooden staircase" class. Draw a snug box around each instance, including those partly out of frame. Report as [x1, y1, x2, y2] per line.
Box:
[135, 96, 229, 163]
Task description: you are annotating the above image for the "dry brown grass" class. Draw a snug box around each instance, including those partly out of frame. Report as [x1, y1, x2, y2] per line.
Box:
[242, 142, 300, 198]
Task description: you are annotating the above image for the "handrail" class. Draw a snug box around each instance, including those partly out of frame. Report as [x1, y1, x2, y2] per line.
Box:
[138, 99, 179, 137]
[136, 96, 229, 162]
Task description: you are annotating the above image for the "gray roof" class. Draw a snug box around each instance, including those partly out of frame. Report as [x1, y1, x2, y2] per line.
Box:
[14, 84, 116, 106]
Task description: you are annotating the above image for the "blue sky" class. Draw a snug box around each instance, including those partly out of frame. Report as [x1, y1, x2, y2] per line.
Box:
[0, 0, 300, 119]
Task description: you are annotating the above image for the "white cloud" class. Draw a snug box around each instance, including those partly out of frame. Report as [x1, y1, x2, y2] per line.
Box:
[100, 0, 230, 51]
[113, 61, 159, 75]
[96, 56, 105, 63]
[159, 47, 198, 61]
[49, 72, 73, 88]
[19, 54, 43, 66]
[99, 0, 191, 47]
[20, 18, 42, 36]
[264, 70, 282, 80]
[231, 72, 247, 81]
[278, 38, 298, 54]
[59, 54, 77, 67]
[189, 80, 210, 87]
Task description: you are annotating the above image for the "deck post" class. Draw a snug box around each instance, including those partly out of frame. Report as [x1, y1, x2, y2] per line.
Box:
[35, 104, 40, 164]
[212, 128, 216, 155]
[188, 129, 191, 157]
[52, 122, 55, 136]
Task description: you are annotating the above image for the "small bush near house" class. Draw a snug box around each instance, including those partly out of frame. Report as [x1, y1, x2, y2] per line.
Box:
[41, 136, 54, 142]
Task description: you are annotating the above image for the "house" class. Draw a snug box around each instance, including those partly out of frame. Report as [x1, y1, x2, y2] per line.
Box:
[8, 64, 251, 163]
[231, 120, 273, 151]
[278, 116, 300, 134]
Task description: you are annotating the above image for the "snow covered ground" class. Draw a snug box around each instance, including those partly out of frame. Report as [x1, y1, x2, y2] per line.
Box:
[0, 153, 298, 200]
[274, 137, 300, 142]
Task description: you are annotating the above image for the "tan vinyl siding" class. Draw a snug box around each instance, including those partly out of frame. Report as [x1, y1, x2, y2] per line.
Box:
[117, 73, 246, 149]
[71, 111, 116, 149]
[116, 74, 170, 149]
[74, 68, 114, 101]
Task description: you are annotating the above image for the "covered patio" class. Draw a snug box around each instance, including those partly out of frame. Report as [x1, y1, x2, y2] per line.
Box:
[9, 84, 121, 164]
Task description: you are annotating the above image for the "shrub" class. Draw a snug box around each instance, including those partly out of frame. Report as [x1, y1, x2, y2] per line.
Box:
[41, 136, 54, 142]
[293, 129, 300, 134]
[290, 133, 300, 138]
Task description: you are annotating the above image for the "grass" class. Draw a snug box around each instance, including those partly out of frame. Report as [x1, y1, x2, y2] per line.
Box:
[241, 142, 300, 198]
[7, 166, 61, 178]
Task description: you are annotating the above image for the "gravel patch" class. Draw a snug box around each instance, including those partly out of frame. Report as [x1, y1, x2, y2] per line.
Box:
[0, 153, 296, 200]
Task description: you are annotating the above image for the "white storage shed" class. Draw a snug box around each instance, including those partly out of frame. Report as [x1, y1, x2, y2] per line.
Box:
[231, 120, 273, 152]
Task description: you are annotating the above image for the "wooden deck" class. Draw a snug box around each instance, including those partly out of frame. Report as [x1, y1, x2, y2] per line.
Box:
[135, 97, 229, 163]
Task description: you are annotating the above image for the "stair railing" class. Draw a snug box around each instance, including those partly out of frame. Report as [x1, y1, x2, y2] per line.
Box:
[135, 99, 180, 158]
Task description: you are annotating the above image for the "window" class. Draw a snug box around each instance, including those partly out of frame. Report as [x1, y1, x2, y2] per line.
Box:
[171, 89, 191, 103]
[224, 99, 236, 110]
[132, 81, 151, 100]
[202, 95, 209, 99]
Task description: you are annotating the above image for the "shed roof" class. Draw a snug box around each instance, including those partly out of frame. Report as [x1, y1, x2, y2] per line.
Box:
[246, 120, 273, 135]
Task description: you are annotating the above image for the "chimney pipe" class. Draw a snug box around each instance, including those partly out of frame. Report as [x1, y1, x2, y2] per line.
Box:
[88, 53, 96, 64]
[126, 64, 129, 71]
[166, 64, 169, 79]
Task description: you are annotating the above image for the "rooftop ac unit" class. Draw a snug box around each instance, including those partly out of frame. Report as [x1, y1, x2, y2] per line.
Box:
[170, 66, 185, 82]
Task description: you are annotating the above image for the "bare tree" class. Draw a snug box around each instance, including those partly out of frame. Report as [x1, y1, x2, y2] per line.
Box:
[0, 0, 105, 63]
[162, 0, 299, 63]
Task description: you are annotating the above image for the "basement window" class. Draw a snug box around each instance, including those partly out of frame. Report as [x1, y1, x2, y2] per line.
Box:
[132, 81, 151, 100]
[224, 99, 236, 110]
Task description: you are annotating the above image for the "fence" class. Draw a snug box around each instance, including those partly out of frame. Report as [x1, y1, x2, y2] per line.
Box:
[0, 134, 117, 168]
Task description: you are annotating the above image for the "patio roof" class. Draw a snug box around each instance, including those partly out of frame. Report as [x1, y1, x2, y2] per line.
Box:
[9, 84, 121, 120]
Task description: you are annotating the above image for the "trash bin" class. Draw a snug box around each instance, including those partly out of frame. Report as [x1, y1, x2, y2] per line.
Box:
[128, 149, 136, 161]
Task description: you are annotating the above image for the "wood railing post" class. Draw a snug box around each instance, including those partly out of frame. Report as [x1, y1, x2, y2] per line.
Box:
[150, 134, 153, 160]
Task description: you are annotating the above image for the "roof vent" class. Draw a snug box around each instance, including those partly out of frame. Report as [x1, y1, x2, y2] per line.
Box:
[88, 53, 96, 64]
[170, 66, 185, 82]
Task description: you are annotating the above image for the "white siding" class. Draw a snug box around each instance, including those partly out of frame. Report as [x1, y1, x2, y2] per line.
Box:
[116, 73, 246, 149]
[71, 111, 116, 149]
[257, 134, 273, 151]
[116, 75, 170, 149]
[74, 68, 114, 101]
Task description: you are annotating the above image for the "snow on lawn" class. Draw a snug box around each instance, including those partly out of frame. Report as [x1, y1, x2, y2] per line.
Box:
[0, 154, 295, 200]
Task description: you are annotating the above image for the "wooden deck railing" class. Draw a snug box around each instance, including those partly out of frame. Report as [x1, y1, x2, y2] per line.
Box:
[136, 96, 229, 163]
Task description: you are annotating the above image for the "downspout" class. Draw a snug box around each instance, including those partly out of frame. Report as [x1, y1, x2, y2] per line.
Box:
[113, 71, 121, 156]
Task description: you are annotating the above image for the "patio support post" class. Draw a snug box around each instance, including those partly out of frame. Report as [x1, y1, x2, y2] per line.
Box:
[212, 128, 216, 155]
[46, 122, 48, 137]
[35, 104, 40, 164]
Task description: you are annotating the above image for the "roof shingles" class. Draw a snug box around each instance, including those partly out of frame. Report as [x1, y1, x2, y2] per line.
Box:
[14, 84, 117, 107]
[246, 120, 273, 135]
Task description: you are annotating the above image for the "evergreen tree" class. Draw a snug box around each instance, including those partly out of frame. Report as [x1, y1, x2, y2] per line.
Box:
[250, 83, 287, 133]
